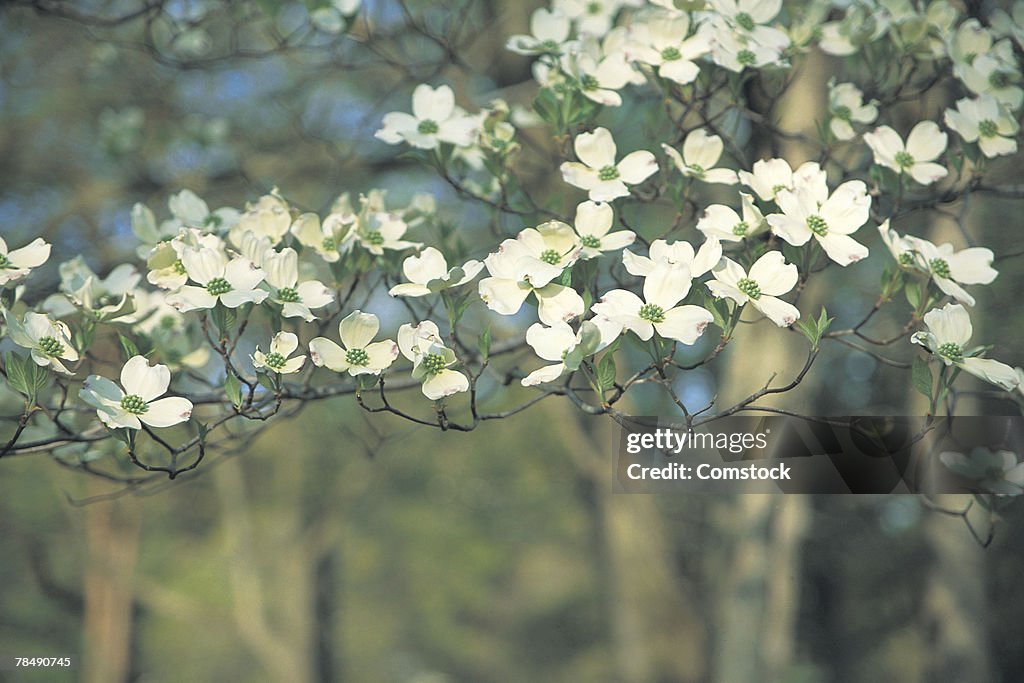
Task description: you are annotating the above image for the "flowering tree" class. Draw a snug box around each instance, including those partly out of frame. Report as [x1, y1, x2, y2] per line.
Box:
[2, 0, 1024, 513]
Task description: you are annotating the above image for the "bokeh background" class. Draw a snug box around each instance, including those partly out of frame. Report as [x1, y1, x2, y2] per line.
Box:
[2, 1, 1024, 682]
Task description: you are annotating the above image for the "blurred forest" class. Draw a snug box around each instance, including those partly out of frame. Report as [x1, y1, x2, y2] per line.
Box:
[2, 1, 1024, 682]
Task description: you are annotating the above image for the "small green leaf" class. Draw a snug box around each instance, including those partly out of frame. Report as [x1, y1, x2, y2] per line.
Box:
[596, 353, 617, 391]
[912, 356, 933, 398]
[5, 351, 32, 399]
[224, 373, 242, 408]
[477, 324, 491, 362]
[904, 280, 921, 309]
[118, 334, 139, 360]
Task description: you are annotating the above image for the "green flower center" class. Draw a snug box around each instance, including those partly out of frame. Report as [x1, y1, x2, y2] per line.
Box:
[737, 277, 761, 299]
[365, 230, 385, 246]
[417, 119, 439, 135]
[580, 74, 601, 91]
[737, 49, 757, 66]
[263, 352, 287, 370]
[422, 353, 447, 375]
[989, 71, 1011, 88]
[732, 221, 749, 236]
[938, 342, 963, 363]
[735, 11, 755, 31]
[832, 104, 852, 121]
[321, 237, 337, 252]
[929, 258, 951, 279]
[598, 164, 620, 181]
[206, 277, 232, 296]
[38, 335, 65, 357]
[771, 183, 788, 197]
[540, 249, 562, 265]
[894, 150, 915, 169]
[580, 234, 602, 249]
[204, 213, 222, 228]
[586, 1, 601, 15]
[898, 252, 914, 266]
[346, 347, 369, 367]
[0, 253, 10, 269]
[173, 259, 187, 275]
[661, 46, 681, 61]
[687, 163, 705, 177]
[277, 287, 300, 303]
[159, 315, 177, 330]
[978, 119, 999, 137]
[639, 303, 665, 323]
[807, 214, 829, 237]
[540, 39, 559, 51]
[120, 394, 149, 415]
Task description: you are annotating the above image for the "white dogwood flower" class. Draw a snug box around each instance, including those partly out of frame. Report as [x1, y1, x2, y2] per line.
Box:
[43, 257, 141, 320]
[290, 212, 355, 263]
[738, 158, 826, 203]
[0, 237, 50, 286]
[230, 193, 292, 245]
[398, 320, 469, 399]
[571, 201, 636, 259]
[662, 129, 738, 184]
[375, 84, 478, 150]
[940, 448, 1024, 496]
[696, 192, 764, 242]
[706, 251, 800, 327]
[827, 81, 878, 141]
[622, 237, 723, 288]
[309, 310, 398, 377]
[507, 8, 571, 55]
[592, 265, 714, 344]
[560, 127, 658, 201]
[166, 248, 268, 311]
[562, 45, 635, 107]
[4, 311, 79, 375]
[767, 179, 871, 266]
[911, 303, 1019, 391]
[80, 356, 193, 430]
[167, 189, 240, 232]
[863, 121, 948, 185]
[145, 229, 223, 291]
[478, 225, 585, 325]
[625, 15, 710, 85]
[262, 248, 334, 321]
[388, 247, 483, 297]
[904, 237, 997, 307]
[944, 94, 1020, 158]
[354, 213, 421, 255]
[520, 320, 603, 386]
[252, 331, 307, 374]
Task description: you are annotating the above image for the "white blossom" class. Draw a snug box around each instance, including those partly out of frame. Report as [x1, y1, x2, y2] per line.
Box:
[944, 94, 1020, 158]
[827, 81, 878, 141]
[0, 237, 50, 287]
[388, 247, 483, 297]
[520, 320, 604, 386]
[252, 331, 307, 374]
[911, 303, 1019, 391]
[261, 248, 334, 321]
[229, 193, 292, 245]
[375, 84, 478, 150]
[560, 127, 658, 201]
[507, 8, 572, 55]
[4, 311, 79, 375]
[290, 212, 354, 263]
[940, 448, 1024, 496]
[309, 310, 398, 376]
[738, 158, 826, 203]
[624, 14, 709, 85]
[662, 129, 738, 185]
[767, 179, 871, 266]
[696, 192, 764, 242]
[80, 356, 193, 429]
[706, 251, 800, 327]
[166, 248, 268, 312]
[863, 121, 948, 185]
[592, 265, 713, 344]
[397, 320, 470, 399]
[571, 201, 635, 259]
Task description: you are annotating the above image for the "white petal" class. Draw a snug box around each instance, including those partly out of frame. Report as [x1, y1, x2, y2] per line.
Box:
[412, 84, 455, 122]
[521, 363, 567, 386]
[339, 310, 379, 349]
[536, 284, 585, 325]
[308, 337, 350, 372]
[749, 251, 797, 296]
[622, 250, 655, 277]
[403, 247, 448, 285]
[574, 201, 613, 238]
[924, 303, 972, 346]
[573, 127, 617, 169]
[683, 129, 723, 168]
[863, 126, 903, 168]
[906, 121, 947, 162]
[817, 233, 869, 266]
[363, 340, 399, 373]
[643, 265, 692, 309]
[140, 397, 194, 428]
[947, 248, 997, 285]
[655, 305, 713, 344]
[7, 238, 51, 270]
[526, 322, 576, 361]
[616, 151, 658, 184]
[270, 331, 299, 357]
[478, 277, 532, 315]
[752, 296, 801, 327]
[961, 357, 1021, 391]
[421, 369, 469, 399]
[121, 355, 170, 402]
[166, 286, 218, 312]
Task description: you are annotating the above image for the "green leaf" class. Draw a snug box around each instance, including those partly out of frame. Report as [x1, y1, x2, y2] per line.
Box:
[118, 334, 139, 360]
[596, 352, 617, 392]
[257, 372, 276, 392]
[912, 356, 933, 399]
[904, 280, 921, 310]
[816, 306, 833, 337]
[5, 352, 32, 399]
[477, 324, 491, 362]
[224, 373, 242, 408]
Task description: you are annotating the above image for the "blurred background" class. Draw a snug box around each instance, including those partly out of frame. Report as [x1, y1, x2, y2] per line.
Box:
[2, 1, 1024, 681]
